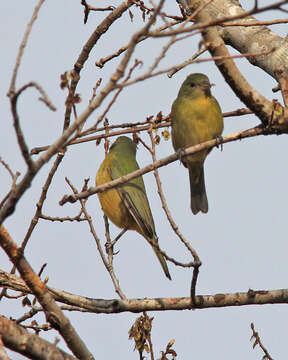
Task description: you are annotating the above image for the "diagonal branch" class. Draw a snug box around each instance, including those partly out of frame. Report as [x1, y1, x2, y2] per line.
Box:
[8, 0, 46, 96]
[60, 125, 284, 206]
[187, 0, 288, 80]
[0, 315, 77, 360]
[0, 227, 94, 360]
[147, 131, 201, 305]
[187, 0, 274, 125]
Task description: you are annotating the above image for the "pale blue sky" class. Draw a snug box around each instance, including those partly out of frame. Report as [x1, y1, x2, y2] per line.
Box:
[1, 1, 288, 359]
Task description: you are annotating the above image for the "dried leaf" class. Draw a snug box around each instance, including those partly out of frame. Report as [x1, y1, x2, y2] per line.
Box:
[147, 115, 153, 123]
[132, 133, 139, 144]
[144, 344, 150, 353]
[129, 9, 134, 22]
[167, 349, 177, 357]
[162, 129, 170, 141]
[128, 314, 153, 354]
[167, 339, 175, 349]
[155, 111, 163, 123]
[42, 324, 50, 331]
[154, 135, 160, 145]
[60, 72, 69, 90]
[73, 93, 82, 104]
[22, 296, 31, 307]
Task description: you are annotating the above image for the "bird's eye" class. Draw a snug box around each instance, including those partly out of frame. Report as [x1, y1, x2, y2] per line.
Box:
[190, 82, 196, 87]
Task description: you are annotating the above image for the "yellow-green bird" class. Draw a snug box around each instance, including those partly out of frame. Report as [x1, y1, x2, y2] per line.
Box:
[171, 73, 224, 214]
[96, 136, 171, 280]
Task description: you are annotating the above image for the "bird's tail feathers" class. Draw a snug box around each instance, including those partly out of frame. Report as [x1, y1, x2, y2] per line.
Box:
[151, 240, 171, 280]
[188, 163, 208, 215]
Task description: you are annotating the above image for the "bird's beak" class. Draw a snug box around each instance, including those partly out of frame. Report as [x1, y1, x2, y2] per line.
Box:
[203, 80, 214, 88]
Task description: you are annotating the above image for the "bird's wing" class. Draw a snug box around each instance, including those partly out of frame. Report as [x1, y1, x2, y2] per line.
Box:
[109, 159, 155, 240]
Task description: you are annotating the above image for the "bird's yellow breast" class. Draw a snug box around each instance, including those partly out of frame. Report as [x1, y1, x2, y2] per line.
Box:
[171, 95, 223, 163]
[96, 157, 138, 231]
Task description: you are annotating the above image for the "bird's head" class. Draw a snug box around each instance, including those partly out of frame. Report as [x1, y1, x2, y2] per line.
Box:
[178, 73, 214, 98]
[110, 136, 137, 155]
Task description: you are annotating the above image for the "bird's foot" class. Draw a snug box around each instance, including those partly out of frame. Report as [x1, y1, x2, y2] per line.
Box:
[105, 241, 120, 256]
[105, 228, 127, 255]
[176, 148, 186, 163]
[215, 135, 224, 151]
[105, 241, 114, 254]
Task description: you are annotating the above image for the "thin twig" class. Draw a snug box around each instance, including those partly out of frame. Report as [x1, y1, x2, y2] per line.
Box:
[168, 45, 208, 77]
[149, 1, 288, 37]
[81, 0, 115, 24]
[0, 159, 20, 209]
[196, 4, 273, 126]
[8, 0, 46, 96]
[0, 154, 65, 302]
[220, 18, 288, 27]
[147, 131, 201, 305]
[109, 229, 127, 249]
[65, 178, 127, 300]
[17, 82, 56, 111]
[95, 20, 181, 68]
[117, 47, 275, 89]
[95, 59, 143, 128]
[30, 107, 253, 155]
[39, 214, 87, 222]
[250, 323, 273, 360]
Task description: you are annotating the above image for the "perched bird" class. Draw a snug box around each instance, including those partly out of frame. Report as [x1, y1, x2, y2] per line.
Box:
[96, 136, 171, 279]
[171, 73, 223, 214]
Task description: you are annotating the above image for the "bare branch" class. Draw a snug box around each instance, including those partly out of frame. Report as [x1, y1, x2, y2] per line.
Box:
[2, 270, 288, 313]
[151, 1, 288, 37]
[30, 107, 253, 155]
[250, 323, 273, 360]
[0, 154, 65, 302]
[220, 18, 288, 27]
[0, 159, 20, 209]
[147, 131, 201, 304]
[95, 20, 181, 68]
[275, 67, 288, 107]
[64, 178, 127, 300]
[60, 125, 283, 206]
[39, 213, 87, 222]
[0, 334, 11, 360]
[168, 45, 208, 77]
[191, 1, 273, 125]
[0, 315, 77, 360]
[8, 0, 46, 96]
[81, 0, 115, 24]
[0, 226, 94, 359]
[16, 81, 56, 111]
[187, 0, 288, 80]
[118, 47, 275, 89]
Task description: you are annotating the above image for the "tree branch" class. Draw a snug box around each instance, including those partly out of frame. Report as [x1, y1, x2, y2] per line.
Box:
[60, 125, 285, 206]
[187, 0, 288, 80]
[0, 315, 77, 360]
[0, 227, 94, 360]
[189, 0, 274, 125]
[2, 269, 288, 314]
